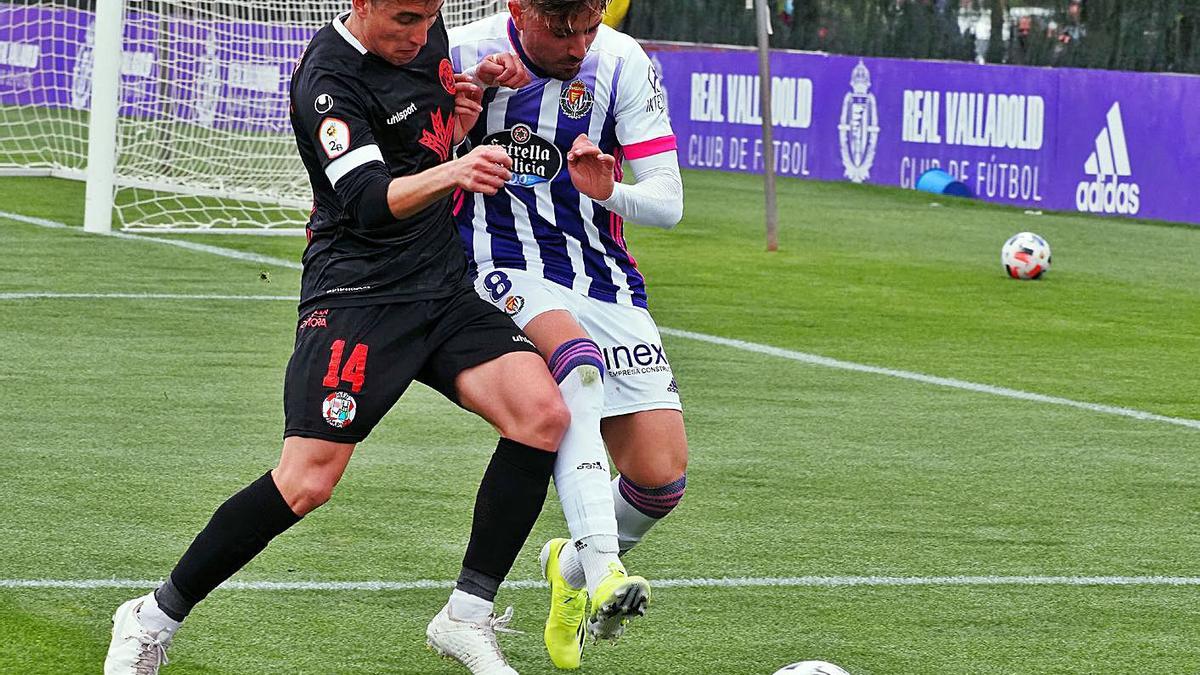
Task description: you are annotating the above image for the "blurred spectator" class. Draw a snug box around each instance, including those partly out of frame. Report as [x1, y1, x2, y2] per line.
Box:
[1059, 0, 1087, 45]
[1012, 14, 1033, 62]
[779, 0, 795, 27]
[603, 0, 630, 29]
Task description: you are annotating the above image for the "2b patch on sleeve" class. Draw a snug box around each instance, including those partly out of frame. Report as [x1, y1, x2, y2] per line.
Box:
[319, 117, 351, 159]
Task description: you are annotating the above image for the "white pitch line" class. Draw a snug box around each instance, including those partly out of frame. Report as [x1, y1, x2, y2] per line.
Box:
[4, 575, 1200, 592]
[0, 292, 296, 301]
[659, 327, 1200, 431]
[0, 211, 71, 229]
[0, 210, 303, 270]
[6, 214, 1198, 431]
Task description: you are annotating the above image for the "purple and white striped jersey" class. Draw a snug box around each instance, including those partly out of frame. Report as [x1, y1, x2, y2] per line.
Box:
[449, 14, 676, 309]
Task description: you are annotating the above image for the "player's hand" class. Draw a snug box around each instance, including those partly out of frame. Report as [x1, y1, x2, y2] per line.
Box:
[566, 133, 616, 201]
[453, 73, 485, 143]
[475, 52, 531, 90]
[452, 144, 512, 196]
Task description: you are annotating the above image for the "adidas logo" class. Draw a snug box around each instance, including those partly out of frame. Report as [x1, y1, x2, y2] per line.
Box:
[1075, 102, 1141, 215]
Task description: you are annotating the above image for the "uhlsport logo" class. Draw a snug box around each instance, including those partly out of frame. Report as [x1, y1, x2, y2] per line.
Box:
[838, 60, 880, 184]
[1076, 102, 1140, 215]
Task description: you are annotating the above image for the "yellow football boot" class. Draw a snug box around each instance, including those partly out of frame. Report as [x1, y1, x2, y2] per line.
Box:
[586, 562, 650, 641]
[538, 538, 588, 669]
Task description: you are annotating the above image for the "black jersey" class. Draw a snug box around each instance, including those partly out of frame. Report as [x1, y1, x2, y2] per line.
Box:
[290, 13, 467, 312]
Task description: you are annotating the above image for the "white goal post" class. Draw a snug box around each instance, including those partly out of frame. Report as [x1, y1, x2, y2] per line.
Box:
[0, 0, 506, 233]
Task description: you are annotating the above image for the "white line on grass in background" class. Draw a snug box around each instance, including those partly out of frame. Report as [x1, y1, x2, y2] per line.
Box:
[6, 214, 1198, 431]
[0, 211, 70, 229]
[0, 210, 302, 270]
[659, 327, 1200, 431]
[0, 292, 295, 301]
[4, 576, 1200, 592]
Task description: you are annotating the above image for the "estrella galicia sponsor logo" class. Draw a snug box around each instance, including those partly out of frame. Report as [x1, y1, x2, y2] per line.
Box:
[482, 123, 563, 187]
[603, 342, 670, 377]
[1076, 102, 1140, 215]
[837, 60, 879, 184]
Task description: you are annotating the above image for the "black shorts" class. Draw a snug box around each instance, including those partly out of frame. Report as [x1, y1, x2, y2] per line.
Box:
[283, 288, 540, 443]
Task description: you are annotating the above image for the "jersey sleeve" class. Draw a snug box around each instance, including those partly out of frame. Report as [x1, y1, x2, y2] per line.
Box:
[612, 43, 676, 160]
[292, 71, 385, 188]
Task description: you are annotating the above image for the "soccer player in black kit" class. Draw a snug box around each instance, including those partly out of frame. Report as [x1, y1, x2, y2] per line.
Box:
[104, 2, 559, 674]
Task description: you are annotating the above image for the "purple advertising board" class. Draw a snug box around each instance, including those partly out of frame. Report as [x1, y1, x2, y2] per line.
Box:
[3, 4, 1198, 224]
[644, 43, 1200, 225]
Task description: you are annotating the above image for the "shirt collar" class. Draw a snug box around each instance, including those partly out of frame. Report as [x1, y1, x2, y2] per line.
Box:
[333, 12, 368, 55]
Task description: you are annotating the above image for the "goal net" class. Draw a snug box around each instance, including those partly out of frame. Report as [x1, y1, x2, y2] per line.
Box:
[0, 0, 507, 232]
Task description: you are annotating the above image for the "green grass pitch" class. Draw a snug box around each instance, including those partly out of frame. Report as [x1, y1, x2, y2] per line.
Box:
[1, 171, 1198, 673]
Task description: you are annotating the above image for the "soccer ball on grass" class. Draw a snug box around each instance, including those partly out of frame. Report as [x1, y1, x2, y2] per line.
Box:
[1001, 231, 1052, 279]
[772, 661, 851, 675]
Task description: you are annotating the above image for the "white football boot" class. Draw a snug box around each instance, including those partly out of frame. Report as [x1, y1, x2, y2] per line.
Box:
[426, 603, 521, 674]
[104, 595, 175, 675]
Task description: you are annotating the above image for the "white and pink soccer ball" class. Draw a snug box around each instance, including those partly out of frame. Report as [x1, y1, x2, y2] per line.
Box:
[1001, 231, 1052, 280]
[772, 661, 851, 675]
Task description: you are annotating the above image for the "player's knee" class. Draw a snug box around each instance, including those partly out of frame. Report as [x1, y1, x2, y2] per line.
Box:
[492, 389, 569, 451]
[530, 393, 571, 451]
[294, 479, 336, 515]
[276, 473, 338, 516]
[625, 448, 688, 489]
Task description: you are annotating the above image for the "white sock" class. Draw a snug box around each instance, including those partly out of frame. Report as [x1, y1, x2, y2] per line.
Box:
[137, 592, 182, 635]
[574, 535, 621, 596]
[612, 475, 667, 553]
[558, 541, 587, 590]
[448, 588, 494, 624]
[550, 349, 621, 592]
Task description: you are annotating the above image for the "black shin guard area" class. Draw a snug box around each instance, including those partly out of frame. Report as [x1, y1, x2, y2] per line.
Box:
[458, 438, 556, 600]
[160, 471, 300, 619]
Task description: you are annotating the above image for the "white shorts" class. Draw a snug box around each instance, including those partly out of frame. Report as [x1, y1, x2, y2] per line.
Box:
[473, 268, 682, 418]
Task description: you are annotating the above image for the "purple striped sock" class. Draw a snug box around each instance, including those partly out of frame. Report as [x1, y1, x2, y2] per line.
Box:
[618, 474, 686, 519]
[548, 338, 604, 384]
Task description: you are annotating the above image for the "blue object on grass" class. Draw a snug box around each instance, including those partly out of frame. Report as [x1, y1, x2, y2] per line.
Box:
[916, 168, 972, 198]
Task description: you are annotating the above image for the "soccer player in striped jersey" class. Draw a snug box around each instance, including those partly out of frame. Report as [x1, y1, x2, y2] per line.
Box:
[450, 1, 687, 668]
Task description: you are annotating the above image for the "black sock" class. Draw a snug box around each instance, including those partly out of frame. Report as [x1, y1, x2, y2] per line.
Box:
[456, 438, 556, 601]
[154, 471, 301, 621]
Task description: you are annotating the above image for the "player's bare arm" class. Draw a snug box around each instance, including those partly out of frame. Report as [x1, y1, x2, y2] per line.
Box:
[385, 145, 513, 218]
